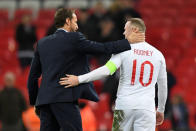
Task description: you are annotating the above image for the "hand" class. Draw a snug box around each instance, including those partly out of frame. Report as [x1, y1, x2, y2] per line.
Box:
[59, 74, 79, 88]
[34, 106, 40, 118]
[127, 27, 145, 43]
[156, 111, 164, 125]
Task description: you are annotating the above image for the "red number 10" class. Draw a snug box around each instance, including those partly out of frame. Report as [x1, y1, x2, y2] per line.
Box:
[131, 59, 154, 87]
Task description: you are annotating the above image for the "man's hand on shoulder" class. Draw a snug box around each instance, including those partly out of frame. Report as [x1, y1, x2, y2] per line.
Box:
[127, 27, 145, 44]
[59, 74, 79, 88]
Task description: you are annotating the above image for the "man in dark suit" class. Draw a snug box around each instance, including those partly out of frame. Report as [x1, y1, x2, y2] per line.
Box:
[27, 8, 144, 131]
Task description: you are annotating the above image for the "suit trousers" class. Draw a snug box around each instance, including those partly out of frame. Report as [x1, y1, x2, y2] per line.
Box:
[39, 102, 82, 131]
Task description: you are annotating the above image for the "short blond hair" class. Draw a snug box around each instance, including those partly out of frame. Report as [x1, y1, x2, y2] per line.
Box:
[128, 18, 146, 33]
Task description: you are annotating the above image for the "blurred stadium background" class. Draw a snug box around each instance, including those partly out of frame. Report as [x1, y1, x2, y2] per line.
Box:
[0, 0, 195, 131]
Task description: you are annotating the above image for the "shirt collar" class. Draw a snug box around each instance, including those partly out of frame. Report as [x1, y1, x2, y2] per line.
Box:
[58, 28, 68, 32]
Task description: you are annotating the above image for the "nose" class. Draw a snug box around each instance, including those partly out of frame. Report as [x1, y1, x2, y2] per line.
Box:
[123, 31, 125, 35]
[76, 25, 78, 30]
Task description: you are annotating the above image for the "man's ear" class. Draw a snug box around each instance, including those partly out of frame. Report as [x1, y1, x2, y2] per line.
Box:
[131, 26, 139, 33]
[65, 18, 70, 25]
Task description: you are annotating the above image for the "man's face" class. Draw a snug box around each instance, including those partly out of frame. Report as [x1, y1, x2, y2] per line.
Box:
[70, 13, 78, 32]
[123, 21, 132, 39]
[4, 73, 15, 88]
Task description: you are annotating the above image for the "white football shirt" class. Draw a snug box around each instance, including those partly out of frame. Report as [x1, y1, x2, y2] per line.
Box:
[107, 42, 167, 112]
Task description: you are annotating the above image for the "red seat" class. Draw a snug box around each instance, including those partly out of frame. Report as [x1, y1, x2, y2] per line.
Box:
[187, 104, 196, 129]
[0, 75, 4, 87]
[14, 9, 32, 22]
[185, 0, 196, 8]
[35, 19, 53, 30]
[170, 86, 185, 98]
[0, 28, 15, 38]
[177, 17, 196, 28]
[165, 47, 181, 61]
[97, 112, 113, 130]
[181, 8, 196, 18]
[37, 9, 55, 20]
[16, 74, 28, 89]
[162, 0, 183, 9]
[36, 28, 46, 40]
[190, 38, 196, 48]
[146, 27, 170, 44]
[0, 20, 7, 30]
[138, 0, 159, 9]
[152, 18, 174, 28]
[156, 9, 178, 20]
[0, 9, 9, 22]
[170, 27, 193, 40]
[158, 119, 172, 130]
[93, 80, 103, 95]
[98, 93, 110, 113]
[168, 38, 190, 51]
[139, 7, 154, 17]
[186, 49, 196, 57]
[0, 38, 9, 50]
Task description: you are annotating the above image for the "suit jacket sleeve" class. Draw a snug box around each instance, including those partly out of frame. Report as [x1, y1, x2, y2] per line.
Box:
[75, 32, 131, 54]
[27, 43, 42, 105]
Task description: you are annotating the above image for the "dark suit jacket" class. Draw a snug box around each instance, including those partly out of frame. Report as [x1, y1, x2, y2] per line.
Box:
[27, 30, 131, 106]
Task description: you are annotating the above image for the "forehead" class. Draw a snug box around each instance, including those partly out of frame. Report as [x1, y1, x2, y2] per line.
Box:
[72, 13, 77, 19]
[125, 21, 131, 28]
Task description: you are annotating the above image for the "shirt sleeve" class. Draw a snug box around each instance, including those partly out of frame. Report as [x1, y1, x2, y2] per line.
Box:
[157, 55, 168, 113]
[78, 66, 110, 83]
[75, 32, 131, 55]
[105, 54, 122, 75]
[78, 53, 122, 84]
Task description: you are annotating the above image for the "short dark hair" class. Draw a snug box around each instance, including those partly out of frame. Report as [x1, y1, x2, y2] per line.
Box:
[54, 8, 74, 28]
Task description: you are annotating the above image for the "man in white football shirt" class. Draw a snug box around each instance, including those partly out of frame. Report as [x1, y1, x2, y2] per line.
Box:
[59, 18, 168, 131]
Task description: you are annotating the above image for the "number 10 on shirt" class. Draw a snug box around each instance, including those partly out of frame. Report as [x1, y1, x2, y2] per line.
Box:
[131, 59, 154, 87]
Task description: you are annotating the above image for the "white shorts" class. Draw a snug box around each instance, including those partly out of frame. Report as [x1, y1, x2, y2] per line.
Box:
[112, 109, 156, 131]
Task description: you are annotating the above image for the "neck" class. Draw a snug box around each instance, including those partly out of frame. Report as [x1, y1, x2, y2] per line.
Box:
[61, 26, 70, 32]
[132, 41, 145, 44]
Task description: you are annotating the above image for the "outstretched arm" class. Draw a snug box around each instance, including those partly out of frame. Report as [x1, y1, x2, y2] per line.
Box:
[74, 28, 145, 55]
[59, 54, 122, 88]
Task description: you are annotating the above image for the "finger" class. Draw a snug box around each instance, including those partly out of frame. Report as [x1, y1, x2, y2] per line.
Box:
[59, 80, 70, 83]
[66, 74, 73, 77]
[137, 33, 145, 36]
[64, 85, 73, 88]
[156, 122, 162, 125]
[60, 77, 69, 80]
[156, 120, 162, 125]
[59, 81, 70, 85]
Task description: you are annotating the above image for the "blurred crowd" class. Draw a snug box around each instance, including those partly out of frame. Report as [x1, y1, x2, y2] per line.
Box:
[0, 0, 196, 131]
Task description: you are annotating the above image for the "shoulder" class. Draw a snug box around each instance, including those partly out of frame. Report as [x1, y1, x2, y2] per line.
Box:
[70, 32, 85, 39]
[112, 50, 130, 60]
[114, 50, 131, 59]
[145, 42, 165, 60]
[37, 36, 48, 46]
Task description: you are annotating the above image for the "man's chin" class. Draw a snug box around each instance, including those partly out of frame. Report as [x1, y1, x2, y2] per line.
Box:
[70, 30, 77, 32]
